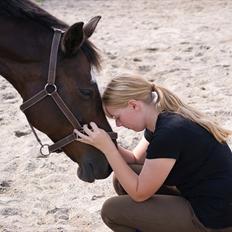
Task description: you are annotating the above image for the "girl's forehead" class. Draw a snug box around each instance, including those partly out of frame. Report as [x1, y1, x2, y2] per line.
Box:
[104, 105, 122, 118]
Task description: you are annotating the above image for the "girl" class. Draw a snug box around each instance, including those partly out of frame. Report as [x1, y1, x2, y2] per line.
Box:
[74, 75, 232, 232]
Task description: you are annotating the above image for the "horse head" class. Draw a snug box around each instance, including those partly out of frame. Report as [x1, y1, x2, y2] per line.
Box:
[0, 0, 116, 183]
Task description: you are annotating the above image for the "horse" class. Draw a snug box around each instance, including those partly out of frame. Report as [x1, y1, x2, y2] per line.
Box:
[0, 0, 117, 183]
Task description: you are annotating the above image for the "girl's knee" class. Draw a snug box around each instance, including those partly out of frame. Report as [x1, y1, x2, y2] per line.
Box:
[101, 197, 120, 228]
[101, 197, 136, 232]
[101, 196, 117, 219]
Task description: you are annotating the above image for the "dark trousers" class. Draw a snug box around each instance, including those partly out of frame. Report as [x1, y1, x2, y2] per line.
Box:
[101, 165, 232, 232]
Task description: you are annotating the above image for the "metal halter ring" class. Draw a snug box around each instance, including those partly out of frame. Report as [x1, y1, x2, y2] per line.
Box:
[44, 83, 57, 95]
[39, 144, 51, 156]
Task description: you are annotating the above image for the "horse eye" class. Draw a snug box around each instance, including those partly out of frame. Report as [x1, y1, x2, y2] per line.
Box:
[79, 88, 93, 99]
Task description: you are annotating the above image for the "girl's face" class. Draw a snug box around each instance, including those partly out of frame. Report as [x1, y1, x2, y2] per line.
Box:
[104, 100, 147, 132]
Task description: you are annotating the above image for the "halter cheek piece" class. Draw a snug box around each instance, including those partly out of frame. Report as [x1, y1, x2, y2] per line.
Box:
[20, 28, 117, 156]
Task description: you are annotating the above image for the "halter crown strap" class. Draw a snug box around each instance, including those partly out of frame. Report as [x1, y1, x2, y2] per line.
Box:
[48, 29, 62, 84]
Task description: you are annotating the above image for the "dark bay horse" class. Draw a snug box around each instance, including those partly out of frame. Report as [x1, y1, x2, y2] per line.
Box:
[0, 0, 116, 182]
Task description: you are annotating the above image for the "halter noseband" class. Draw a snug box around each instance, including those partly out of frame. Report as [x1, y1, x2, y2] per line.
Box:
[20, 28, 117, 156]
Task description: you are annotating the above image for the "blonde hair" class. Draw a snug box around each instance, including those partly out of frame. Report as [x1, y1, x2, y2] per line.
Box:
[102, 75, 231, 143]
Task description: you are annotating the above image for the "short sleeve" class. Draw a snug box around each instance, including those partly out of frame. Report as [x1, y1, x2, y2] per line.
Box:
[144, 129, 153, 142]
[146, 127, 182, 160]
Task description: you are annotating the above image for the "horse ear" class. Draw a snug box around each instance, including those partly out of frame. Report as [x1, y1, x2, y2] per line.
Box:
[61, 22, 85, 55]
[83, 16, 101, 38]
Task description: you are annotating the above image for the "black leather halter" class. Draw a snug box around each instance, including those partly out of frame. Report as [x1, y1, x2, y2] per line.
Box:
[20, 28, 117, 156]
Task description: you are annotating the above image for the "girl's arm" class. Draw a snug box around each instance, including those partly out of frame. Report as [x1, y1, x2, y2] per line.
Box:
[104, 144, 176, 202]
[118, 136, 149, 164]
[117, 146, 136, 164]
[132, 136, 149, 164]
[75, 123, 176, 202]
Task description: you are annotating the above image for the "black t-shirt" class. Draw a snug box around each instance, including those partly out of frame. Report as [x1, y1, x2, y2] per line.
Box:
[145, 112, 232, 229]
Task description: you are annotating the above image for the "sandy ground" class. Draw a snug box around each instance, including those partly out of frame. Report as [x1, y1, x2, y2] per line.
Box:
[1, 0, 232, 231]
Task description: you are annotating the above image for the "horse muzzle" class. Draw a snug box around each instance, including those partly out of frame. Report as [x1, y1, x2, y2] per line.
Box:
[77, 158, 112, 183]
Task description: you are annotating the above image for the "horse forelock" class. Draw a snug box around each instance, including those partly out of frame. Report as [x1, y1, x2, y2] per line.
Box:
[81, 40, 102, 71]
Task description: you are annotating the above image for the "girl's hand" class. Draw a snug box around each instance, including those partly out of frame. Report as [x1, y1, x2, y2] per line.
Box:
[74, 122, 115, 154]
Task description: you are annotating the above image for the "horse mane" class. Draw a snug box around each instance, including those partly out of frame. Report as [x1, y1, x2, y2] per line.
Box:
[0, 0, 101, 69]
[0, 0, 67, 29]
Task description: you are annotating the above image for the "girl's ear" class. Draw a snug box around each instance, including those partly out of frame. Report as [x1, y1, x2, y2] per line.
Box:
[128, 100, 139, 110]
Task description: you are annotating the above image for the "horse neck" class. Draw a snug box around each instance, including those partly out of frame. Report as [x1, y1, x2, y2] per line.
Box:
[0, 17, 53, 98]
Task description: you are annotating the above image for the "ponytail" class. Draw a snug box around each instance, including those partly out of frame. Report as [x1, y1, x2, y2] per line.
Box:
[154, 85, 231, 143]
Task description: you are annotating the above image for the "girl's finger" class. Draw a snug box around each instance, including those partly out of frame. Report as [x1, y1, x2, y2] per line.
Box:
[74, 129, 90, 141]
[83, 124, 94, 135]
[73, 129, 79, 138]
[89, 122, 98, 131]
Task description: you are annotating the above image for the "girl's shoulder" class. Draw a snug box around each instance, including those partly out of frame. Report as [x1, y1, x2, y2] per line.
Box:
[144, 112, 183, 143]
[145, 111, 208, 143]
[156, 112, 188, 129]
